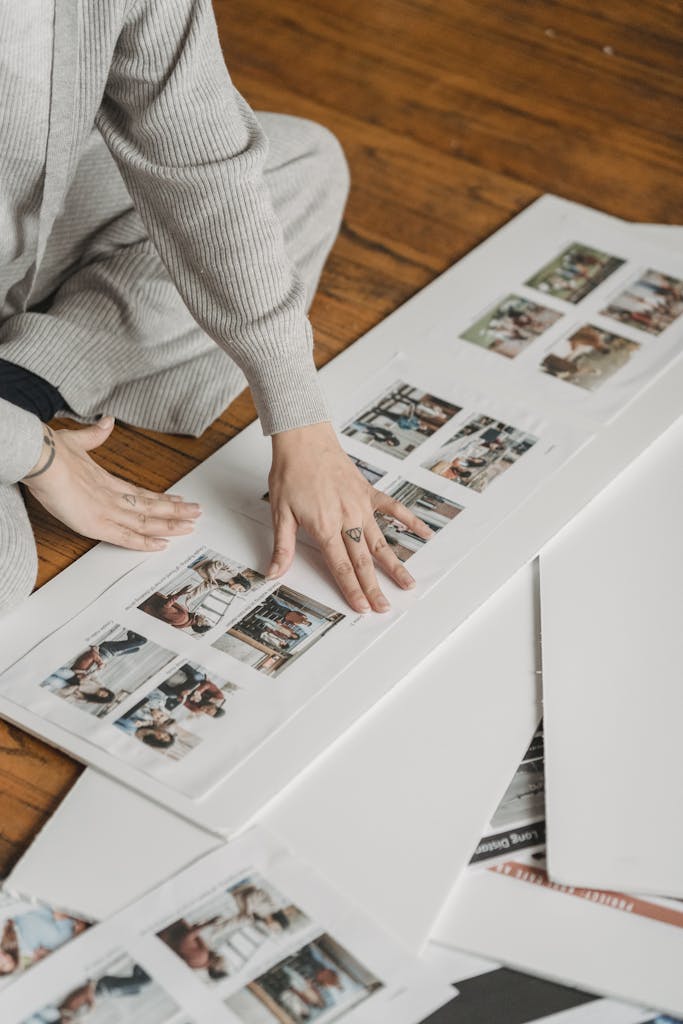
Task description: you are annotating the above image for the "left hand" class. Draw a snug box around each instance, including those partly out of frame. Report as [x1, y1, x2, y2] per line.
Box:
[267, 422, 433, 613]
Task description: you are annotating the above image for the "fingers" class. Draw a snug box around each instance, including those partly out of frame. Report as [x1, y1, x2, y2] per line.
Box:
[267, 507, 298, 579]
[115, 491, 201, 521]
[71, 416, 116, 451]
[104, 527, 170, 553]
[342, 527, 391, 613]
[366, 520, 416, 591]
[320, 534, 372, 614]
[373, 491, 433, 540]
[116, 507, 198, 538]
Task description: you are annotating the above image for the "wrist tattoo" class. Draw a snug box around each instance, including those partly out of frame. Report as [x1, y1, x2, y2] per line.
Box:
[23, 427, 56, 480]
[344, 526, 363, 543]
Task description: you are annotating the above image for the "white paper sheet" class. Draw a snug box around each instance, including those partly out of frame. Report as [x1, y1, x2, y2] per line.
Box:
[1, 197, 682, 839]
[8, 563, 541, 951]
[1, 828, 452, 1024]
[540, 416, 683, 897]
[431, 863, 683, 1016]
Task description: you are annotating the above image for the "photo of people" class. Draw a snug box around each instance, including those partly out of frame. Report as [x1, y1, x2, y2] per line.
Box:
[525, 243, 624, 303]
[225, 934, 382, 1023]
[157, 873, 310, 985]
[114, 662, 239, 761]
[540, 324, 640, 391]
[490, 723, 545, 831]
[424, 413, 538, 493]
[39, 624, 175, 718]
[21, 954, 179, 1023]
[347, 454, 385, 486]
[374, 480, 463, 562]
[342, 381, 460, 460]
[460, 294, 562, 358]
[212, 586, 344, 677]
[601, 268, 683, 335]
[138, 550, 266, 636]
[0, 894, 90, 987]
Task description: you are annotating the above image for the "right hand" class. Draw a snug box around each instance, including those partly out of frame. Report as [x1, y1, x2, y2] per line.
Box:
[22, 417, 201, 551]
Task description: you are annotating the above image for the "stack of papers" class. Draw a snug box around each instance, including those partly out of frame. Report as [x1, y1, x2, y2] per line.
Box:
[0, 197, 681, 1022]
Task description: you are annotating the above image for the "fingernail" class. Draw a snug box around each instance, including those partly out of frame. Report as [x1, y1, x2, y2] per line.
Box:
[98, 416, 114, 429]
[357, 600, 371, 613]
[266, 564, 279, 579]
[376, 597, 391, 612]
[400, 571, 416, 589]
[154, 540, 168, 550]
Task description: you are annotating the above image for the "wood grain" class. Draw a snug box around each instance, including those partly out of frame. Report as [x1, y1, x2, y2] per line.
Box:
[1, 0, 681, 877]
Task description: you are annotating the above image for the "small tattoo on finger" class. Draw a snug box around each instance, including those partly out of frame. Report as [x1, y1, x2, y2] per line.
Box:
[123, 493, 137, 506]
[345, 526, 363, 543]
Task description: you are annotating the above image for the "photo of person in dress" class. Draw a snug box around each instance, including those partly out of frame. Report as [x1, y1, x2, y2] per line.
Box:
[22, 955, 179, 1023]
[424, 414, 537, 493]
[114, 662, 239, 761]
[40, 624, 174, 718]
[525, 243, 624, 303]
[225, 934, 382, 1023]
[0, 895, 89, 986]
[461, 295, 562, 358]
[157, 873, 309, 984]
[138, 550, 266, 636]
[373, 480, 463, 562]
[540, 325, 640, 391]
[342, 381, 460, 460]
[601, 268, 683, 335]
[212, 586, 344, 677]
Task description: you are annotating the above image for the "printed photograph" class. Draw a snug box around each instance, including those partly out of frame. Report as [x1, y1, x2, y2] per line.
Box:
[525, 242, 624, 303]
[601, 268, 683, 335]
[460, 294, 563, 359]
[540, 324, 640, 391]
[374, 480, 463, 562]
[157, 872, 310, 984]
[212, 585, 344, 677]
[22, 953, 179, 1023]
[138, 549, 266, 636]
[225, 933, 382, 1023]
[39, 624, 175, 718]
[342, 381, 460, 460]
[424, 414, 538, 493]
[347, 454, 385, 486]
[0, 893, 90, 987]
[114, 662, 239, 761]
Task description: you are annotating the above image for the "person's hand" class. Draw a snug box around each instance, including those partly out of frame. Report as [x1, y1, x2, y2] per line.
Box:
[22, 417, 201, 551]
[267, 422, 433, 613]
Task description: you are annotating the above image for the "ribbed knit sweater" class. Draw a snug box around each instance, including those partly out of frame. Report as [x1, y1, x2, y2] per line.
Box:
[0, 0, 329, 486]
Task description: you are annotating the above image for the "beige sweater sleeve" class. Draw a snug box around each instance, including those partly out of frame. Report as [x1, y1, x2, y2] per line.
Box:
[0, 398, 44, 485]
[96, 0, 328, 435]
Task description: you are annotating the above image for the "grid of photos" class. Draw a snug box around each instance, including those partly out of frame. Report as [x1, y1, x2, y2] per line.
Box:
[113, 661, 239, 762]
[39, 624, 174, 718]
[374, 480, 463, 562]
[211, 586, 344, 678]
[342, 381, 460, 460]
[525, 243, 624, 304]
[601, 268, 683, 335]
[424, 414, 537, 493]
[157, 873, 310, 986]
[225, 934, 382, 1024]
[460, 295, 562, 359]
[540, 325, 640, 392]
[138, 550, 266, 637]
[0, 893, 90, 988]
[20, 953, 179, 1024]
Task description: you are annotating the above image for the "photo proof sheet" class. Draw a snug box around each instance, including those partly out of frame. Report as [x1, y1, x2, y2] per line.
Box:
[1, 196, 682, 836]
[433, 724, 683, 1015]
[0, 828, 452, 1024]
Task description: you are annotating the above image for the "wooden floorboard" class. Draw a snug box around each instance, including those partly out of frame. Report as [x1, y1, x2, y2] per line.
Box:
[1, 0, 681, 878]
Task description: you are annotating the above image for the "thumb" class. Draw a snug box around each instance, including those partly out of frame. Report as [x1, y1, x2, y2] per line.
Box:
[267, 508, 297, 579]
[72, 416, 115, 452]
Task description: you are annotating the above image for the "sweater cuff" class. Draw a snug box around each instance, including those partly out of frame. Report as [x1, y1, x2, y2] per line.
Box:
[246, 346, 330, 435]
[0, 399, 45, 485]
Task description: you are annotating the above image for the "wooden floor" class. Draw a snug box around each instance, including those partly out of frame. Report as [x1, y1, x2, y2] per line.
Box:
[1, 0, 681, 875]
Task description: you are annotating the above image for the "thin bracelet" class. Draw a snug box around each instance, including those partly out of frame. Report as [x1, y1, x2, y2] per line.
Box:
[23, 428, 57, 480]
